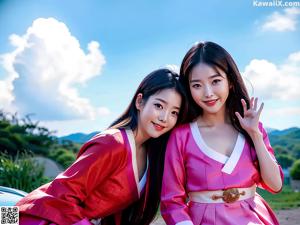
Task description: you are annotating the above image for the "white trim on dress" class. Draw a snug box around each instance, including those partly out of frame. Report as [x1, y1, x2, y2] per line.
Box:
[125, 129, 148, 197]
[175, 220, 194, 225]
[125, 129, 140, 197]
[190, 121, 245, 174]
[139, 157, 148, 191]
[190, 122, 228, 163]
[221, 134, 245, 174]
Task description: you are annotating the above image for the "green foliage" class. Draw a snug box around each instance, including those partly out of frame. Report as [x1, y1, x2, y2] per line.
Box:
[277, 154, 295, 169]
[0, 153, 50, 192]
[57, 152, 76, 168]
[258, 185, 300, 210]
[270, 129, 300, 159]
[291, 143, 300, 159]
[49, 148, 76, 169]
[59, 140, 81, 153]
[0, 111, 80, 170]
[0, 111, 56, 157]
[290, 160, 300, 180]
[273, 145, 289, 155]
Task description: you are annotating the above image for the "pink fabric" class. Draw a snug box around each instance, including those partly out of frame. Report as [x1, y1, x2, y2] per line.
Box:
[161, 122, 283, 225]
[20, 215, 92, 225]
[20, 214, 53, 225]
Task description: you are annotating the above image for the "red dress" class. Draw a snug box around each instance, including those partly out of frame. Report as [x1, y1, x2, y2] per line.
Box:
[17, 129, 147, 225]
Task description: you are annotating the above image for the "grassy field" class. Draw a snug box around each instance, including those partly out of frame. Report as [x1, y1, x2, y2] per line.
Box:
[258, 185, 300, 210]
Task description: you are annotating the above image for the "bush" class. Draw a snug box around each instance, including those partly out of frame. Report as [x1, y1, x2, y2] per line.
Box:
[0, 111, 56, 157]
[48, 148, 66, 159]
[56, 152, 76, 169]
[49, 148, 76, 169]
[0, 153, 50, 192]
[277, 154, 295, 169]
[290, 159, 300, 180]
[292, 143, 300, 159]
[273, 145, 288, 155]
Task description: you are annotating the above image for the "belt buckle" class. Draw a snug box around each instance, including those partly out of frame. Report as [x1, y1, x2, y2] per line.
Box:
[222, 188, 240, 203]
[211, 188, 246, 203]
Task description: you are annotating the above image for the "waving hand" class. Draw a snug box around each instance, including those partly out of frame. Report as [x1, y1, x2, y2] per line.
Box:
[235, 97, 264, 135]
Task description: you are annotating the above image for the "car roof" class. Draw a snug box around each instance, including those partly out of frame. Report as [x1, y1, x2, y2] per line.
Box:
[0, 186, 28, 206]
[0, 186, 27, 197]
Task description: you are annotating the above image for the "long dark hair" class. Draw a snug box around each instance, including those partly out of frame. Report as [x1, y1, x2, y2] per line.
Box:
[102, 68, 187, 225]
[179, 41, 252, 144]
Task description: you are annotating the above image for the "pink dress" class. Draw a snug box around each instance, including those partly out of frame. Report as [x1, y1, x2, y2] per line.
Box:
[161, 122, 283, 225]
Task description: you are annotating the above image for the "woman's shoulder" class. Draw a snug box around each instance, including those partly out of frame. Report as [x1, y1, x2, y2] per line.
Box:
[77, 128, 126, 157]
[89, 128, 125, 144]
[171, 122, 193, 136]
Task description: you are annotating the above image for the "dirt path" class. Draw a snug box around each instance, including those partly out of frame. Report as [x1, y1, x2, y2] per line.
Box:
[151, 208, 300, 225]
[276, 208, 300, 225]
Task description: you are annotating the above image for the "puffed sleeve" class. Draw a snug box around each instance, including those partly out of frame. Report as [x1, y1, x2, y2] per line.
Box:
[256, 122, 284, 194]
[17, 133, 124, 225]
[160, 129, 193, 225]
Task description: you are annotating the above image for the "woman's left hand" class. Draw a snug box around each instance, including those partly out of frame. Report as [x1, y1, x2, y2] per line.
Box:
[235, 97, 264, 136]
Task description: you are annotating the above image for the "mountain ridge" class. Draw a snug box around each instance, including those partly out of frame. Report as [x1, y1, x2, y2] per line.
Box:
[58, 127, 300, 144]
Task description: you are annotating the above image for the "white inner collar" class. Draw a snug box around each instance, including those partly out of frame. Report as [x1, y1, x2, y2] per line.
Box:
[190, 121, 245, 174]
[125, 129, 148, 196]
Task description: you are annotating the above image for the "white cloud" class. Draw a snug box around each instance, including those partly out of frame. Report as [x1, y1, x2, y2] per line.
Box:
[242, 51, 300, 100]
[261, 7, 300, 32]
[262, 106, 300, 130]
[265, 107, 300, 116]
[243, 52, 300, 129]
[0, 17, 109, 120]
[165, 64, 179, 74]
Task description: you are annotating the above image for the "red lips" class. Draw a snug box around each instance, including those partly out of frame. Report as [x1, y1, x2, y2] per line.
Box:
[203, 99, 218, 107]
[152, 122, 165, 131]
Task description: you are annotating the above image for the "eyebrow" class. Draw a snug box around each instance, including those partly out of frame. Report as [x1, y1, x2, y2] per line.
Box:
[190, 73, 224, 83]
[154, 98, 180, 110]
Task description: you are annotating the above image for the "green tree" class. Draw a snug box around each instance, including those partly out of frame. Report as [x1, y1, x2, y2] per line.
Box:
[290, 160, 300, 180]
[0, 111, 56, 157]
[277, 154, 295, 168]
[273, 145, 288, 155]
[291, 143, 300, 159]
[49, 147, 76, 169]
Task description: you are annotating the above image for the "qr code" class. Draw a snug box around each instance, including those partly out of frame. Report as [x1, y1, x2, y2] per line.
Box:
[0, 206, 19, 225]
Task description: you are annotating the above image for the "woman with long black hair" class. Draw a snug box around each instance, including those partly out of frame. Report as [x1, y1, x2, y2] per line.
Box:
[17, 68, 187, 225]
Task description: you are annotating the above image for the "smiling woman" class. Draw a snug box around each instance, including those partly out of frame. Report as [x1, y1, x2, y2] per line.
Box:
[16, 68, 187, 225]
[135, 88, 182, 140]
[160, 41, 284, 225]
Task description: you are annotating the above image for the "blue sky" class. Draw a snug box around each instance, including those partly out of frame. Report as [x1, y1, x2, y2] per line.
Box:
[0, 0, 299, 136]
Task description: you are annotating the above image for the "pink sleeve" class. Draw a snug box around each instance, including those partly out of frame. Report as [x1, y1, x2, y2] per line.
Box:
[72, 218, 93, 225]
[160, 129, 192, 225]
[256, 123, 284, 193]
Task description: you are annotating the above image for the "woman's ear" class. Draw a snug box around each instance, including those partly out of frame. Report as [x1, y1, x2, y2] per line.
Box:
[135, 93, 144, 110]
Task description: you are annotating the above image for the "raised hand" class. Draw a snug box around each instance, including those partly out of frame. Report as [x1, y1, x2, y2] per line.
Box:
[235, 97, 264, 136]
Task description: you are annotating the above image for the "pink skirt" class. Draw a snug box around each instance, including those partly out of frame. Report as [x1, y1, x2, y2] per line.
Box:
[20, 214, 93, 225]
[20, 215, 54, 225]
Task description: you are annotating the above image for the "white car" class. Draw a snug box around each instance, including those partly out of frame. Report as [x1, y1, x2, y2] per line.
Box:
[0, 186, 27, 206]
